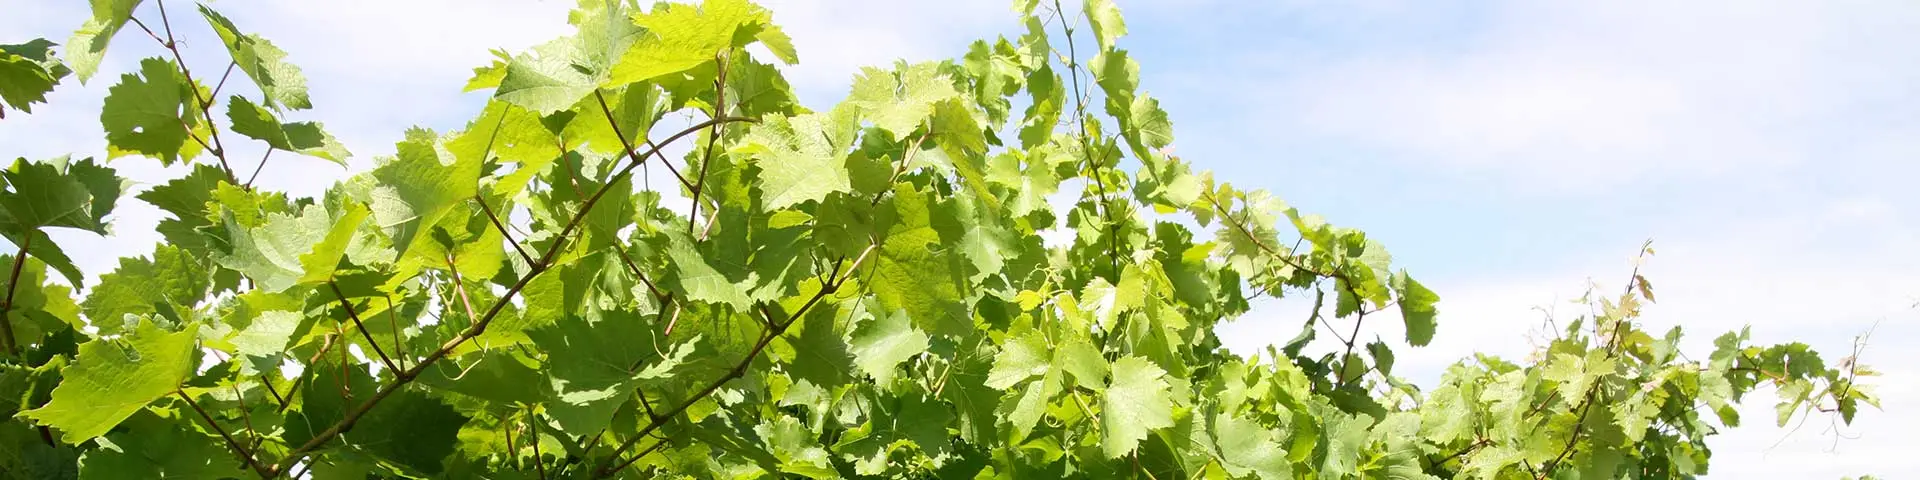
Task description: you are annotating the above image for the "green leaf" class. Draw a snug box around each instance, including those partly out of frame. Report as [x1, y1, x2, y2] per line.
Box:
[665, 234, 752, 310]
[81, 245, 208, 335]
[1102, 355, 1172, 458]
[737, 107, 857, 210]
[1213, 412, 1292, 480]
[225, 95, 349, 164]
[289, 356, 468, 475]
[0, 257, 79, 359]
[1391, 270, 1439, 346]
[137, 164, 225, 253]
[0, 39, 71, 117]
[23, 320, 199, 443]
[494, 36, 598, 114]
[228, 310, 300, 359]
[0, 156, 125, 237]
[64, 0, 143, 82]
[367, 128, 480, 261]
[1083, 0, 1127, 51]
[1055, 334, 1108, 390]
[606, 0, 754, 86]
[1316, 403, 1372, 478]
[869, 183, 969, 337]
[77, 411, 245, 479]
[199, 5, 311, 110]
[847, 309, 928, 384]
[345, 388, 470, 475]
[985, 328, 1050, 390]
[214, 203, 358, 292]
[848, 62, 960, 141]
[100, 58, 199, 164]
[530, 310, 680, 437]
[786, 306, 854, 390]
[757, 415, 837, 476]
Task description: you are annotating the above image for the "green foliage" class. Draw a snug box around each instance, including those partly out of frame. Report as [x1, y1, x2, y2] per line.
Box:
[0, 39, 71, 118]
[0, 1, 1882, 479]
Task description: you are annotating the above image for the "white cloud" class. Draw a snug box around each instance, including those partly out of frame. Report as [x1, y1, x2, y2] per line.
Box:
[1222, 0, 1920, 188]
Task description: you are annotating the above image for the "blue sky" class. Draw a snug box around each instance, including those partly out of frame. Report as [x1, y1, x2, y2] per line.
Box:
[3, 0, 1915, 476]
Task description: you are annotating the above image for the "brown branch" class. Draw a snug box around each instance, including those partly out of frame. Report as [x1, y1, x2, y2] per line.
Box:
[277, 333, 337, 412]
[1050, 0, 1123, 279]
[475, 195, 537, 267]
[446, 254, 482, 328]
[687, 51, 730, 236]
[266, 117, 755, 477]
[382, 295, 406, 366]
[0, 235, 31, 357]
[530, 413, 548, 480]
[328, 280, 402, 374]
[602, 438, 671, 476]
[150, 0, 240, 184]
[245, 149, 273, 187]
[209, 61, 239, 99]
[592, 90, 694, 193]
[261, 375, 285, 406]
[1533, 245, 1654, 478]
[177, 390, 275, 477]
[595, 246, 874, 478]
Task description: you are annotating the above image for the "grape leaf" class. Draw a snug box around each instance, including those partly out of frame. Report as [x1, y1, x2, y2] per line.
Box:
[1212, 412, 1292, 480]
[869, 183, 969, 337]
[1391, 270, 1439, 347]
[0, 39, 71, 117]
[847, 309, 928, 384]
[214, 203, 360, 292]
[64, 0, 142, 82]
[367, 128, 480, 261]
[737, 107, 857, 210]
[606, 0, 754, 86]
[76, 411, 244, 479]
[23, 320, 199, 443]
[81, 245, 208, 335]
[1083, 0, 1127, 51]
[199, 5, 311, 110]
[847, 62, 959, 142]
[0, 156, 125, 236]
[225, 95, 349, 164]
[1102, 355, 1172, 458]
[101, 58, 200, 165]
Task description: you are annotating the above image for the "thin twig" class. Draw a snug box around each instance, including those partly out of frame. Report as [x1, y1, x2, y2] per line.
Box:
[245, 149, 273, 187]
[277, 333, 337, 413]
[209, 61, 239, 100]
[592, 90, 694, 192]
[267, 117, 755, 477]
[1533, 244, 1654, 478]
[177, 390, 275, 477]
[595, 245, 876, 478]
[1051, 0, 1122, 279]
[687, 51, 730, 236]
[602, 438, 671, 476]
[0, 236, 30, 357]
[475, 195, 536, 267]
[152, 0, 240, 184]
[530, 412, 548, 480]
[328, 281, 401, 374]
[446, 254, 482, 327]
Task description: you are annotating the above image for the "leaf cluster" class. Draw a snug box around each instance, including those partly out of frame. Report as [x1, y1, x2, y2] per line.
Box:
[0, 0, 1881, 479]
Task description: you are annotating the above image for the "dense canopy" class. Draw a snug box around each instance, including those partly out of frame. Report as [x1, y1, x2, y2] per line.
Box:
[0, 0, 1878, 478]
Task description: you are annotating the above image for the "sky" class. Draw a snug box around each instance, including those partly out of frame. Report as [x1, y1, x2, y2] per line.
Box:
[3, 0, 1916, 477]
